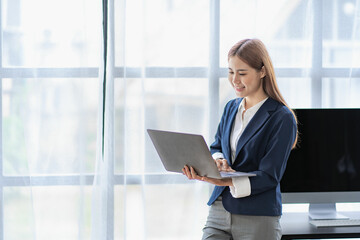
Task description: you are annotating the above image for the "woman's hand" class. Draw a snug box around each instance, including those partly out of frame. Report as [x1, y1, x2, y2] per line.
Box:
[214, 158, 235, 172]
[182, 165, 233, 186]
[181, 165, 202, 181]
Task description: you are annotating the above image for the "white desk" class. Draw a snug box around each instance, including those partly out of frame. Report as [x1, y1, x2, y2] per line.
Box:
[281, 211, 360, 239]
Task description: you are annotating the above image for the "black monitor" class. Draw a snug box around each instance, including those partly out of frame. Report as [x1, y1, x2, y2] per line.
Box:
[280, 108, 360, 219]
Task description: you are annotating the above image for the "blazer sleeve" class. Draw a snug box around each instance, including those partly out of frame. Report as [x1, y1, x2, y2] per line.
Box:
[249, 110, 296, 196]
[209, 102, 228, 155]
[210, 122, 224, 156]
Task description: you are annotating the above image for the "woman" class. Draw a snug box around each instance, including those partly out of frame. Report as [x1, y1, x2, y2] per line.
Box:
[182, 38, 298, 240]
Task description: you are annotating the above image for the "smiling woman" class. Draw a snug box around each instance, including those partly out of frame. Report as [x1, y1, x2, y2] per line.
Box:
[182, 38, 298, 239]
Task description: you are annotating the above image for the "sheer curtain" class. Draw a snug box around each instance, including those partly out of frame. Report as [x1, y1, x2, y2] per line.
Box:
[112, 1, 210, 239]
[1, 0, 360, 240]
[1, 0, 102, 239]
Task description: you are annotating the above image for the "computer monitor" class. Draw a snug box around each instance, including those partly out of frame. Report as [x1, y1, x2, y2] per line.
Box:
[280, 108, 360, 220]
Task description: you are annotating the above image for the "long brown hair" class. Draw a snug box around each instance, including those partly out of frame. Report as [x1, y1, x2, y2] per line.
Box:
[228, 38, 298, 148]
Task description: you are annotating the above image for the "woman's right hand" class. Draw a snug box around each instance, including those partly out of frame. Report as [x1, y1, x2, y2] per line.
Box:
[215, 158, 235, 172]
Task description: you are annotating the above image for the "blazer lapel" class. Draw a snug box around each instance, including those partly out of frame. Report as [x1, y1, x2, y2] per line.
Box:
[234, 98, 279, 162]
[224, 99, 242, 164]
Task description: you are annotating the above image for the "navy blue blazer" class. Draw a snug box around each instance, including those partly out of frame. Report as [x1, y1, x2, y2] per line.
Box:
[208, 97, 297, 216]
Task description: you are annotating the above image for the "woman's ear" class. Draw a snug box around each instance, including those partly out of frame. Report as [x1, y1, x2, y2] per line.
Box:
[260, 66, 266, 79]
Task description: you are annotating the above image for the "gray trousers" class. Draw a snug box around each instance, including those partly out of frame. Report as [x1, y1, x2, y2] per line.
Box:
[202, 198, 282, 240]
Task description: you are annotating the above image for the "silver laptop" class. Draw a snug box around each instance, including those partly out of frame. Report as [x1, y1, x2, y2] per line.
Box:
[147, 129, 256, 179]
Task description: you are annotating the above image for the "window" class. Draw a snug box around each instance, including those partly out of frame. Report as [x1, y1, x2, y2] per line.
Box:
[1, 0, 360, 239]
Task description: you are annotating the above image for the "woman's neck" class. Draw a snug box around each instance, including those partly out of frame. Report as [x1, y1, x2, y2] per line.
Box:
[243, 94, 268, 110]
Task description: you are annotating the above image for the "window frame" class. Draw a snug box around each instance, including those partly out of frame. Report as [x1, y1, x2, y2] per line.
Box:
[1, 0, 360, 239]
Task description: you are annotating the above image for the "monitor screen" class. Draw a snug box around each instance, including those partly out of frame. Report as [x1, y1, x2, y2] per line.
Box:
[280, 108, 360, 194]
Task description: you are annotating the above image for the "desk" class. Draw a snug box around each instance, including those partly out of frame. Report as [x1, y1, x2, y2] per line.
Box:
[281, 211, 360, 239]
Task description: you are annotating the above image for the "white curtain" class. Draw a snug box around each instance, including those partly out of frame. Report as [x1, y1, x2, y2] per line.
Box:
[110, 1, 210, 239]
[1, 0, 102, 239]
[2, 0, 360, 239]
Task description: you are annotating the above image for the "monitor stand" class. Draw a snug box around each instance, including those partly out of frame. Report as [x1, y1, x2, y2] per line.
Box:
[308, 203, 349, 220]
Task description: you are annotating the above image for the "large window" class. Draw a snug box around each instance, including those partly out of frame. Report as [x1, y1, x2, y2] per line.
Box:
[1, 0, 360, 239]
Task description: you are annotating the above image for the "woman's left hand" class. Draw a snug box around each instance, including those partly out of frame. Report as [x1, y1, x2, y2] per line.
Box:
[182, 165, 233, 187]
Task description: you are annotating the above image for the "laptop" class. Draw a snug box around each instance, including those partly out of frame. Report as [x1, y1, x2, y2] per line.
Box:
[147, 129, 256, 179]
